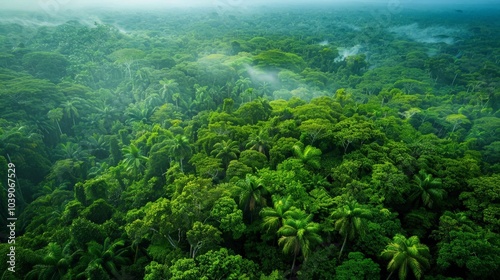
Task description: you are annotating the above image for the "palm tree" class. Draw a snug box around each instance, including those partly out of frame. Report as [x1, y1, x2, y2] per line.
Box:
[62, 98, 80, 126]
[93, 100, 119, 122]
[134, 67, 152, 95]
[26, 242, 82, 280]
[277, 211, 322, 275]
[381, 234, 431, 280]
[85, 237, 128, 279]
[222, 80, 235, 100]
[258, 81, 272, 97]
[292, 144, 322, 169]
[81, 133, 108, 159]
[47, 108, 64, 136]
[88, 161, 109, 178]
[260, 195, 296, 234]
[237, 174, 269, 216]
[241, 88, 256, 102]
[194, 83, 209, 102]
[193, 84, 216, 111]
[56, 142, 88, 161]
[125, 102, 155, 124]
[211, 140, 240, 168]
[235, 76, 252, 95]
[172, 92, 181, 109]
[167, 135, 192, 172]
[28, 114, 54, 140]
[331, 200, 372, 259]
[144, 92, 162, 108]
[122, 143, 149, 176]
[159, 78, 178, 102]
[246, 129, 271, 155]
[83, 100, 119, 133]
[409, 170, 446, 209]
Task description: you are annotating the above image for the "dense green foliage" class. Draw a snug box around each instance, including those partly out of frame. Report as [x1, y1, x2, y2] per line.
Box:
[1, 4, 499, 279]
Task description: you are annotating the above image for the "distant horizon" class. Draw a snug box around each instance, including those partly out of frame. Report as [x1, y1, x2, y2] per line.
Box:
[1, 0, 499, 13]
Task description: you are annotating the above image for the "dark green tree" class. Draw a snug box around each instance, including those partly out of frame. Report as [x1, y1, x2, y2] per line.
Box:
[82, 198, 115, 224]
[239, 149, 268, 170]
[186, 221, 223, 258]
[85, 237, 128, 279]
[437, 228, 500, 279]
[236, 174, 269, 217]
[409, 170, 446, 209]
[22, 51, 69, 82]
[26, 242, 82, 280]
[335, 252, 380, 280]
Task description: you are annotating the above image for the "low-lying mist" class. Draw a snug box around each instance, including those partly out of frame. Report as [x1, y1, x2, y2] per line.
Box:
[335, 45, 362, 62]
[388, 23, 464, 45]
[244, 64, 279, 86]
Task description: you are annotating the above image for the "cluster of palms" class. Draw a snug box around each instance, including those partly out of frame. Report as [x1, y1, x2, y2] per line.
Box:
[234, 170, 438, 279]
[121, 134, 192, 176]
[26, 238, 128, 280]
[226, 139, 432, 277]
[260, 195, 321, 274]
[46, 98, 82, 136]
[235, 174, 320, 275]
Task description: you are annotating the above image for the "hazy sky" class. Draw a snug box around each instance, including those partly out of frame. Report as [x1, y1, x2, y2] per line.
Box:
[1, 0, 497, 12]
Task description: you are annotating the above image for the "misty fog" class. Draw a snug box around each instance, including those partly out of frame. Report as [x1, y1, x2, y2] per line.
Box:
[389, 23, 464, 45]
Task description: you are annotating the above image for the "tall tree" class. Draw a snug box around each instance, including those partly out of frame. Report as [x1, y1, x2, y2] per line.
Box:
[381, 234, 430, 280]
[409, 170, 446, 209]
[260, 195, 295, 234]
[236, 174, 269, 217]
[186, 221, 223, 258]
[26, 242, 82, 280]
[292, 144, 322, 169]
[167, 135, 192, 172]
[235, 77, 252, 95]
[331, 200, 372, 259]
[56, 142, 88, 161]
[85, 237, 128, 279]
[298, 118, 333, 146]
[333, 117, 380, 154]
[47, 108, 64, 136]
[109, 48, 145, 81]
[246, 129, 271, 155]
[159, 78, 179, 102]
[62, 98, 81, 127]
[121, 143, 149, 177]
[277, 211, 322, 275]
[211, 140, 240, 168]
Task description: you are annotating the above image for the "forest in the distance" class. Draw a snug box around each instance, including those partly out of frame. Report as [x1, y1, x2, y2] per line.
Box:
[0, 4, 499, 280]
